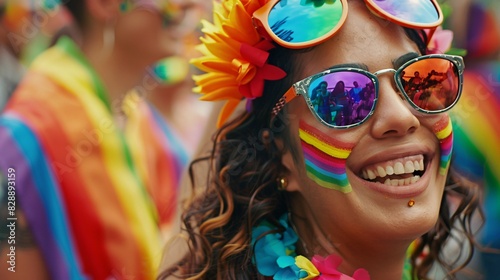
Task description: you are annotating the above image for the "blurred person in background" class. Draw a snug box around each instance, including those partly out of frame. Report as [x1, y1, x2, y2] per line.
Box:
[0, 0, 25, 111]
[0, 0, 72, 112]
[0, 0, 201, 279]
[143, 1, 213, 160]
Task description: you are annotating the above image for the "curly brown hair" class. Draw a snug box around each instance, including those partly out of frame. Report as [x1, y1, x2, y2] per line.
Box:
[158, 29, 484, 280]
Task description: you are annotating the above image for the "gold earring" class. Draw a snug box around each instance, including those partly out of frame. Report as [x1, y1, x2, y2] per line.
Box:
[277, 177, 288, 191]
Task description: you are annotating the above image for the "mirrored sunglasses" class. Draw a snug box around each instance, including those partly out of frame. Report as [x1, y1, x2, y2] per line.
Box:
[253, 0, 443, 49]
[272, 54, 464, 129]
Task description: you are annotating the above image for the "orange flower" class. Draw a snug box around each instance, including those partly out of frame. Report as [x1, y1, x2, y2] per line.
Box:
[191, 0, 286, 127]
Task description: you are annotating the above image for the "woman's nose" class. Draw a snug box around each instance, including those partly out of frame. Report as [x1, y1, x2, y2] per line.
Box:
[369, 77, 420, 138]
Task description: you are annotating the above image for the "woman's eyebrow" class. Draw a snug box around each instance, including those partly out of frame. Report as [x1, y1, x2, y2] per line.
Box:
[393, 52, 419, 69]
[323, 63, 369, 71]
[321, 53, 418, 73]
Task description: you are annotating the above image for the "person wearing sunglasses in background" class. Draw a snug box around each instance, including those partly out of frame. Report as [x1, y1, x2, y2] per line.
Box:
[160, 0, 484, 279]
[0, 0, 201, 279]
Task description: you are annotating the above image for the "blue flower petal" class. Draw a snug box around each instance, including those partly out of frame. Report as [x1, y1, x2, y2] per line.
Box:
[255, 255, 280, 276]
[275, 267, 298, 280]
[277, 256, 296, 268]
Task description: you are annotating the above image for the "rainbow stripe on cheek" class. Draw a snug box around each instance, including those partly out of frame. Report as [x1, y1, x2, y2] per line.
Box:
[433, 116, 453, 175]
[298, 121, 354, 193]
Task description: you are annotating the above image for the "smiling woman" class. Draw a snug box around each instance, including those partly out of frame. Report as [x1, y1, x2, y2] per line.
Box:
[160, 0, 483, 279]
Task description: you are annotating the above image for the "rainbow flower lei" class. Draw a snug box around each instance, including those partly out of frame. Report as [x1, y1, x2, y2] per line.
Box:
[191, 0, 287, 127]
[251, 214, 371, 280]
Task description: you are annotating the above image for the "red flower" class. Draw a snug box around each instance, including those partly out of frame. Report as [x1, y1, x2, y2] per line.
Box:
[312, 255, 370, 280]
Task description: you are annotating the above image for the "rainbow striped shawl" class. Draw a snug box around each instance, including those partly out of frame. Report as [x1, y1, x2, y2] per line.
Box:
[450, 62, 500, 251]
[0, 37, 187, 279]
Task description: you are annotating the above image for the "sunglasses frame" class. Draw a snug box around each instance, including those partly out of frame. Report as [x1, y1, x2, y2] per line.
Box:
[252, 0, 443, 49]
[276, 54, 465, 129]
[252, 0, 349, 49]
[364, 0, 443, 28]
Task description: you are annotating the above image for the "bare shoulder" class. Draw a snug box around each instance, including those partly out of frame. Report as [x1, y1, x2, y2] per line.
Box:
[0, 175, 50, 279]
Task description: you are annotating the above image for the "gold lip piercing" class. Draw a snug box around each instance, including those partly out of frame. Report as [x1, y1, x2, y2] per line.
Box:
[408, 199, 415, 207]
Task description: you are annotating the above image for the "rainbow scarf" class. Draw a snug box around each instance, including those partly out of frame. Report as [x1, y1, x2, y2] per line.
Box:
[449, 62, 500, 248]
[124, 91, 188, 229]
[0, 37, 186, 279]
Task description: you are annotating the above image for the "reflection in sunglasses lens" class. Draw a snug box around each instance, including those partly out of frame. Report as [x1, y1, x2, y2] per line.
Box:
[367, 0, 440, 25]
[308, 72, 375, 127]
[268, 0, 343, 43]
[401, 58, 459, 112]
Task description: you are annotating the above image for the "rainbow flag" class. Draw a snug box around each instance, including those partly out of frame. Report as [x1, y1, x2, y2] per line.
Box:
[0, 37, 187, 279]
[449, 61, 500, 274]
[124, 91, 188, 229]
[443, 2, 500, 276]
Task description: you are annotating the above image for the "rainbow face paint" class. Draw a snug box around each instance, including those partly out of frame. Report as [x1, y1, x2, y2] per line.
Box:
[298, 120, 354, 193]
[433, 115, 453, 175]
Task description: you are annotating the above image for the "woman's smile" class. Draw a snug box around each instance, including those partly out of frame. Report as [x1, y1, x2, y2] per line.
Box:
[360, 154, 426, 185]
[351, 150, 435, 199]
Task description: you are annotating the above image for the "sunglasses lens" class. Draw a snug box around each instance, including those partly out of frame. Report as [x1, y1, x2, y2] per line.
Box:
[308, 71, 375, 127]
[368, 0, 440, 25]
[267, 0, 344, 44]
[401, 58, 460, 111]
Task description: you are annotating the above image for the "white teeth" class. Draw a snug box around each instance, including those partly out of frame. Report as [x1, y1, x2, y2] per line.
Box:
[394, 162, 405, 175]
[386, 165, 394, 175]
[361, 156, 425, 184]
[411, 175, 420, 183]
[367, 169, 376, 180]
[404, 161, 415, 173]
[382, 175, 421, 186]
[376, 166, 386, 178]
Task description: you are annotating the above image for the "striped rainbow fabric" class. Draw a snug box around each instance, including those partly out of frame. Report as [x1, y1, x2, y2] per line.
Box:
[450, 63, 500, 187]
[0, 37, 187, 279]
[449, 62, 500, 261]
[124, 91, 188, 229]
[441, 2, 500, 276]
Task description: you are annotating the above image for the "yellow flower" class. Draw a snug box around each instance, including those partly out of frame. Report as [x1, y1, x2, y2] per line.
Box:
[191, 0, 286, 127]
[295, 255, 320, 280]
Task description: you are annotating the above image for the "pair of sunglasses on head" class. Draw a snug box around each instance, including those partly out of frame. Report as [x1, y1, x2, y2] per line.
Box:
[253, 0, 464, 129]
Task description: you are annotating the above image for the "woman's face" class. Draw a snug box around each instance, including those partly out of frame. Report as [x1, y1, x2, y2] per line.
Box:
[283, 2, 448, 244]
[113, 0, 201, 66]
